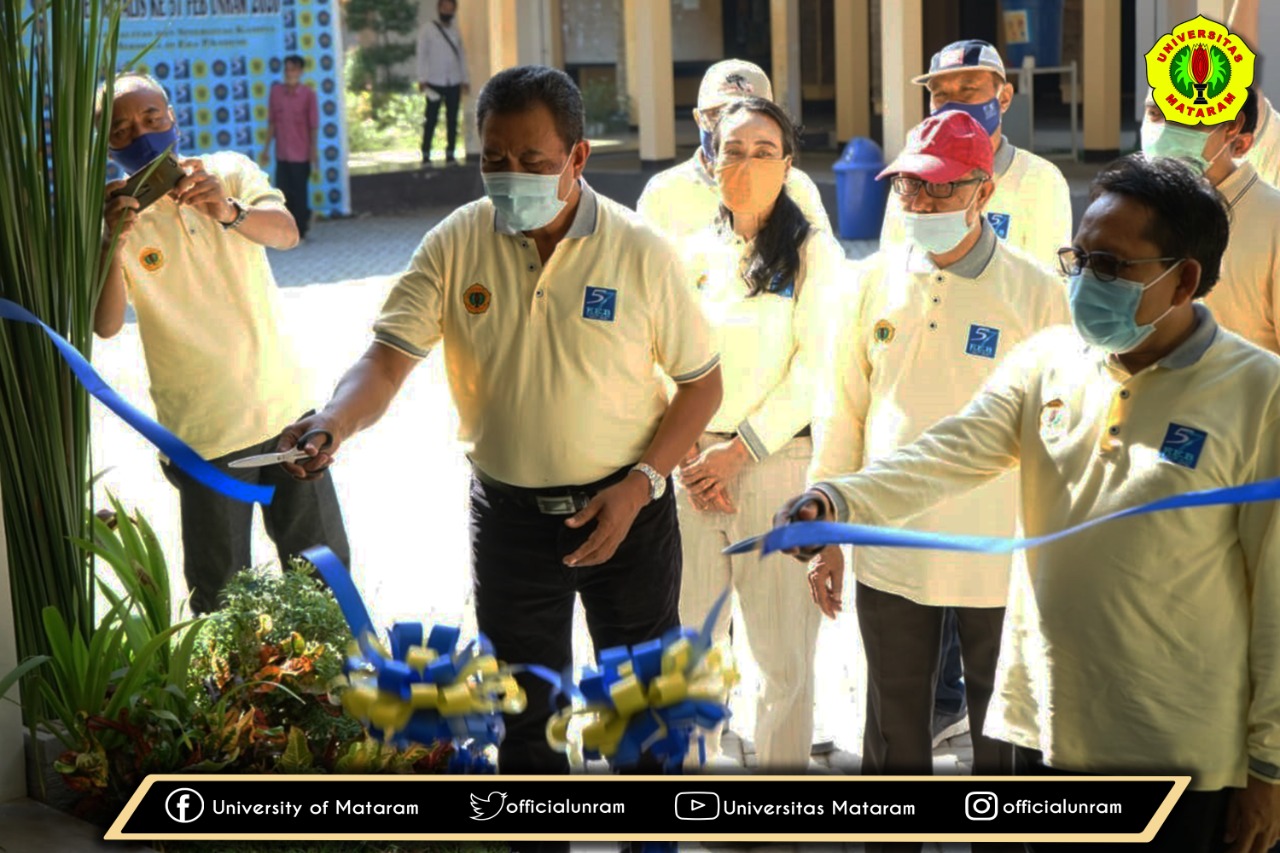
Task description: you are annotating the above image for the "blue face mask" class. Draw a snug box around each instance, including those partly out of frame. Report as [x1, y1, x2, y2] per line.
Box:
[934, 97, 1002, 137]
[481, 152, 573, 232]
[109, 125, 180, 174]
[1068, 262, 1182, 354]
[699, 127, 716, 164]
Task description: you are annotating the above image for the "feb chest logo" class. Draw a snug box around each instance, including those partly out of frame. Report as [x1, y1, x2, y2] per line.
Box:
[1145, 15, 1255, 125]
[965, 324, 1000, 359]
[582, 286, 617, 322]
[1159, 423, 1208, 470]
[986, 212, 1011, 240]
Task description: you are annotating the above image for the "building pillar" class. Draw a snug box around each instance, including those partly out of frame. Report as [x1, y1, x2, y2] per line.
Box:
[459, 0, 518, 157]
[1196, 0, 1229, 20]
[770, 0, 803, 122]
[622, 0, 640, 126]
[880, 0, 924, 160]
[516, 0, 563, 68]
[834, 0, 871, 143]
[625, 0, 676, 164]
[1082, 0, 1121, 161]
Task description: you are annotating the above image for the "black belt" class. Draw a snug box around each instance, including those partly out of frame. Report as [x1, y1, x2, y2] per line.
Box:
[472, 464, 633, 516]
[706, 425, 811, 441]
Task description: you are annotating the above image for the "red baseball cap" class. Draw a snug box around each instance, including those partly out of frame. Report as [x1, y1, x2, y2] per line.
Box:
[876, 111, 995, 183]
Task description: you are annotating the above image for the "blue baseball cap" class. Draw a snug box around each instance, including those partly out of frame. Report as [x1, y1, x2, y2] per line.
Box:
[913, 39, 1007, 86]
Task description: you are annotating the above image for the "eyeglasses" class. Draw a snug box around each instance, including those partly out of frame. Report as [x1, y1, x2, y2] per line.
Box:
[1057, 247, 1180, 282]
[891, 176, 986, 199]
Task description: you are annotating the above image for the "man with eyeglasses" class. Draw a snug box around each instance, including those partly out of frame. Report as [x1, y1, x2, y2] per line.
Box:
[880, 40, 1072, 273]
[805, 112, 1067, 853]
[636, 59, 831, 239]
[781, 154, 1280, 853]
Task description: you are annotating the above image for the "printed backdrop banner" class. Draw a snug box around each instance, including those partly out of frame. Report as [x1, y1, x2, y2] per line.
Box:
[111, 0, 350, 217]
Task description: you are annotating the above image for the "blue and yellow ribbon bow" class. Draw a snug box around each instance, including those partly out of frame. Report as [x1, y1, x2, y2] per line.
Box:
[540, 591, 738, 772]
[302, 546, 525, 773]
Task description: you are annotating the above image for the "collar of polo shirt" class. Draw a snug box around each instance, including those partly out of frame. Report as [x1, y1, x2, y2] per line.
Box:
[492, 177, 600, 238]
[1217, 159, 1261, 211]
[1094, 303, 1219, 374]
[993, 135, 1015, 179]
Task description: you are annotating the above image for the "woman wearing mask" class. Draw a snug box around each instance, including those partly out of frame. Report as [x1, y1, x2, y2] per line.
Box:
[675, 96, 846, 771]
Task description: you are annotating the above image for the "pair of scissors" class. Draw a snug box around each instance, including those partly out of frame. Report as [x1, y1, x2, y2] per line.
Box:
[723, 494, 827, 556]
[227, 429, 333, 469]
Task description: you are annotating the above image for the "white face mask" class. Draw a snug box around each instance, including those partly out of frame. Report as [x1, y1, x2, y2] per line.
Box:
[902, 205, 975, 255]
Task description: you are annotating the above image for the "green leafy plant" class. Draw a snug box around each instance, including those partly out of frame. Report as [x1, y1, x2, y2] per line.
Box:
[0, 0, 128, 726]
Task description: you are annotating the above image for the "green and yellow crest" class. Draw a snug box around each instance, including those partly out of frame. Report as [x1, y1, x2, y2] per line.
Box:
[1145, 15, 1255, 125]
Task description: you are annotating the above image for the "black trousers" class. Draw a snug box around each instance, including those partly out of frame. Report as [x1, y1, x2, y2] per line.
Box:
[161, 430, 350, 615]
[856, 581, 1013, 853]
[422, 83, 462, 161]
[275, 160, 311, 239]
[1016, 747, 1234, 853]
[469, 467, 682, 776]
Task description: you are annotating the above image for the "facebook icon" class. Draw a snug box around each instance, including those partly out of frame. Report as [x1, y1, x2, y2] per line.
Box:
[165, 788, 205, 823]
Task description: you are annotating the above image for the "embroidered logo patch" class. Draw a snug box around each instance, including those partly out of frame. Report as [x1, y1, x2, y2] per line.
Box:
[1159, 423, 1208, 469]
[873, 320, 895, 344]
[139, 247, 165, 272]
[986, 212, 1011, 240]
[582, 286, 617, 322]
[965, 324, 1001, 358]
[463, 283, 491, 315]
[1039, 399, 1068, 441]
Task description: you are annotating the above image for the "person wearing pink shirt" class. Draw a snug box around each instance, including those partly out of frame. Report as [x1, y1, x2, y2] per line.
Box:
[261, 55, 319, 241]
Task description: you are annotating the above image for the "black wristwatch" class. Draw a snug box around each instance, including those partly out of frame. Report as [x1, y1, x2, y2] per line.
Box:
[220, 197, 248, 230]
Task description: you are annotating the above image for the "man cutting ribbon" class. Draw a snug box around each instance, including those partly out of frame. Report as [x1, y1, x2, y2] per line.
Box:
[775, 154, 1280, 853]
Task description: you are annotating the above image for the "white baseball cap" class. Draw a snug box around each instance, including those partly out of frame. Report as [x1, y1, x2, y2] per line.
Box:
[697, 59, 774, 111]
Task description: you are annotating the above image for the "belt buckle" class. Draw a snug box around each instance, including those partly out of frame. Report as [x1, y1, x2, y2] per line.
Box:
[535, 494, 579, 515]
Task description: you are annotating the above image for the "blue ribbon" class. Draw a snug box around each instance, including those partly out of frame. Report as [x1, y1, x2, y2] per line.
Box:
[302, 545, 520, 774]
[724, 476, 1280, 556]
[0, 298, 273, 505]
[543, 589, 736, 773]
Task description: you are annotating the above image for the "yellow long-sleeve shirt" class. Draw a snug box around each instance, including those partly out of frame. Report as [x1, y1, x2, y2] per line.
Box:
[815, 307, 1280, 790]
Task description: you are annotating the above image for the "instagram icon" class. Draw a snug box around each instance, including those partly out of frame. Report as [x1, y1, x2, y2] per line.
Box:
[965, 791, 999, 821]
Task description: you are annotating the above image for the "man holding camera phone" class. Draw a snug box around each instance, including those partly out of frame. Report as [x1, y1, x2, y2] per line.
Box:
[96, 71, 351, 616]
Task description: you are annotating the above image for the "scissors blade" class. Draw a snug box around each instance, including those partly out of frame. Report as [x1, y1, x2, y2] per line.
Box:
[227, 447, 309, 468]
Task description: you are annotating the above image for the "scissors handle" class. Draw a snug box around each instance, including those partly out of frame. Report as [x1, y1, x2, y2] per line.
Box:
[295, 428, 333, 454]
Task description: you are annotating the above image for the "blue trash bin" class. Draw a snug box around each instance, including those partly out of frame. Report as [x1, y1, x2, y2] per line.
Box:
[832, 137, 890, 241]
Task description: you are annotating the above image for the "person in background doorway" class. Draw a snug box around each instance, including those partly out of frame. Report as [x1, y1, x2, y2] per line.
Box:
[416, 0, 469, 164]
[261, 54, 319, 241]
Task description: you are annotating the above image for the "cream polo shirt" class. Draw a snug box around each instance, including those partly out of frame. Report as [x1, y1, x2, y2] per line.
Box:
[880, 137, 1073, 273]
[118, 150, 306, 460]
[810, 222, 1070, 607]
[636, 153, 832, 240]
[677, 226, 847, 459]
[373, 182, 719, 489]
[1246, 94, 1280, 189]
[815, 306, 1280, 790]
[1205, 162, 1280, 353]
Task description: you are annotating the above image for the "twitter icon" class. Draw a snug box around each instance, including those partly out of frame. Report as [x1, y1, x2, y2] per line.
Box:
[471, 791, 508, 821]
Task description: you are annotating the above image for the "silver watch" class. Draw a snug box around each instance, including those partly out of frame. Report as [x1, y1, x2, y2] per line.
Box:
[631, 462, 666, 502]
[220, 197, 248, 230]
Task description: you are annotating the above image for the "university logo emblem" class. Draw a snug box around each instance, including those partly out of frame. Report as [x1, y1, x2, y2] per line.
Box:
[1039, 399, 1068, 441]
[873, 320, 895, 344]
[139, 247, 164, 272]
[463, 283, 491, 314]
[1145, 15, 1255, 125]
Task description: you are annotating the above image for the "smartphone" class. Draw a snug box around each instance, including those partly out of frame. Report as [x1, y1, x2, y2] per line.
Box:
[113, 153, 185, 212]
